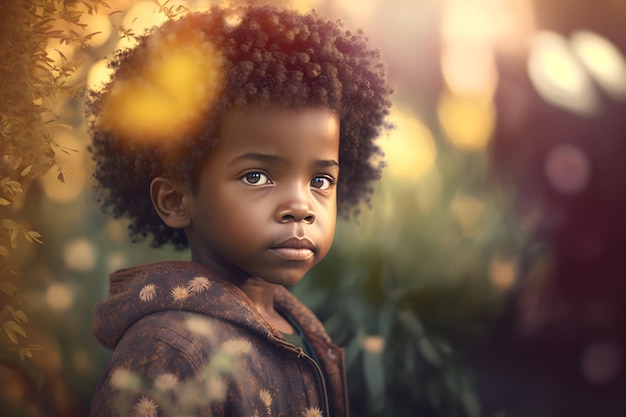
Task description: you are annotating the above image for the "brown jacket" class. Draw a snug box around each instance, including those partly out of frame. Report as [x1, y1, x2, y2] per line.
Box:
[90, 261, 348, 417]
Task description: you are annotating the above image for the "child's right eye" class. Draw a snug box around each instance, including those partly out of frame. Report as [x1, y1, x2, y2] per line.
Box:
[242, 172, 272, 186]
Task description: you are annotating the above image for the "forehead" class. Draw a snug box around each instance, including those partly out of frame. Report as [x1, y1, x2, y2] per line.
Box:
[215, 106, 340, 157]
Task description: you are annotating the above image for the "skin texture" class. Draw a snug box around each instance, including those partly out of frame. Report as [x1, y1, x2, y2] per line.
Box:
[151, 106, 340, 332]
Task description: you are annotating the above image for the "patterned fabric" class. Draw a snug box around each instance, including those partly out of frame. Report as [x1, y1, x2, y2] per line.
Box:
[90, 261, 348, 417]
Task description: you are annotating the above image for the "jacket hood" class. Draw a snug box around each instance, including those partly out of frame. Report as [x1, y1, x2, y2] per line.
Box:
[93, 260, 331, 350]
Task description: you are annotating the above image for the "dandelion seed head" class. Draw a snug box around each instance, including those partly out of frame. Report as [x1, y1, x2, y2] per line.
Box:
[187, 276, 211, 293]
[139, 283, 157, 301]
[133, 396, 158, 417]
[170, 285, 189, 301]
[303, 406, 324, 417]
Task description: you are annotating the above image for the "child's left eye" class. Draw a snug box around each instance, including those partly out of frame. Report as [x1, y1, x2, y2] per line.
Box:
[310, 176, 335, 191]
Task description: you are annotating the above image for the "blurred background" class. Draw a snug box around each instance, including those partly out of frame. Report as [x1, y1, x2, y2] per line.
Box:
[1, 0, 625, 416]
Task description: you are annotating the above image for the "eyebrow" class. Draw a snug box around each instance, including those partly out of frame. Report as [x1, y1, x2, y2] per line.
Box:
[230, 152, 339, 168]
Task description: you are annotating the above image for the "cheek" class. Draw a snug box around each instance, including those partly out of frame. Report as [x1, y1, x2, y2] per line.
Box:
[209, 190, 268, 239]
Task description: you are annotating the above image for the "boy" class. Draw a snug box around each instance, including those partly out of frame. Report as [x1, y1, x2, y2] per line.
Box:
[88, 5, 391, 417]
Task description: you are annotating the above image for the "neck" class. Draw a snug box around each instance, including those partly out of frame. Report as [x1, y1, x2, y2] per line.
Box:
[189, 250, 291, 331]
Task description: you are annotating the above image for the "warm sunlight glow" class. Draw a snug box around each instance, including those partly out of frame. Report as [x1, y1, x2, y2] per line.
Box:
[437, 91, 495, 151]
[80, 11, 113, 48]
[441, 43, 498, 96]
[380, 107, 437, 182]
[99, 25, 224, 143]
[116, 1, 170, 50]
[87, 59, 114, 92]
[442, 0, 534, 53]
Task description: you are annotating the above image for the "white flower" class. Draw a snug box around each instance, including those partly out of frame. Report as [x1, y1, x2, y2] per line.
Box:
[303, 406, 324, 417]
[187, 276, 211, 293]
[133, 396, 158, 417]
[153, 373, 178, 391]
[139, 284, 157, 301]
[170, 285, 189, 301]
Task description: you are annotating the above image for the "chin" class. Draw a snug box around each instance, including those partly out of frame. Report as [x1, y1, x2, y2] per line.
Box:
[268, 270, 308, 287]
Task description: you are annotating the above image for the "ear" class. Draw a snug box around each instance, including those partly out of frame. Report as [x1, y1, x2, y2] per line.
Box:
[150, 176, 191, 229]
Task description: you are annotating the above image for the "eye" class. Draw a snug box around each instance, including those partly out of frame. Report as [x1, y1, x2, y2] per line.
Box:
[242, 172, 272, 186]
[310, 175, 335, 191]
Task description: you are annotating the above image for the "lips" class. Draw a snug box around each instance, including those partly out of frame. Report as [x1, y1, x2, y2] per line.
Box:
[270, 237, 316, 260]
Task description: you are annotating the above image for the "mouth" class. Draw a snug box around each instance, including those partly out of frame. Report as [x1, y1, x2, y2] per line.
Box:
[270, 237, 316, 261]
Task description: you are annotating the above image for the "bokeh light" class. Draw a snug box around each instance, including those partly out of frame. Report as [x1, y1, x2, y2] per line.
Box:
[380, 107, 437, 181]
[63, 237, 97, 272]
[570, 30, 626, 100]
[580, 340, 623, 384]
[99, 23, 224, 143]
[79, 11, 113, 48]
[437, 91, 495, 150]
[489, 256, 517, 291]
[106, 252, 127, 274]
[45, 283, 75, 311]
[528, 31, 599, 115]
[441, 43, 498, 96]
[544, 144, 591, 195]
[87, 58, 115, 92]
[362, 336, 385, 354]
[116, 1, 170, 50]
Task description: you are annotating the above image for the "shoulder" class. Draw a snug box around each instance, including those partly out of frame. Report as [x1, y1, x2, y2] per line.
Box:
[117, 310, 254, 372]
[90, 311, 259, 417]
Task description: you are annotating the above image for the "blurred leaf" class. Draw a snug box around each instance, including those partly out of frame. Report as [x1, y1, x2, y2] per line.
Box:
[418, 336, 443, 368]
[3, 320, 26, 344]
[12, 310, 28, 324]
[398, 309, 424, 337]
[20, 165, 33, 176]
[461, 389, 481, 417]
[0, 282, 18, 297]
[363, 351, 385, 399]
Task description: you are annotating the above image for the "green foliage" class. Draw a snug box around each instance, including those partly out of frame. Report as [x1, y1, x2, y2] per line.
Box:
[0, 0, 113, 367]
[296, 149, 531, 417]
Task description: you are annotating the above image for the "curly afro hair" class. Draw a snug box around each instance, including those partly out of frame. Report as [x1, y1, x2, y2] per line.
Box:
[88, 4, 392, 249]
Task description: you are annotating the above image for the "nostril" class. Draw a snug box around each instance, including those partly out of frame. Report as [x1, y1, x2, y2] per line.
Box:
[281, 214, 296, 222]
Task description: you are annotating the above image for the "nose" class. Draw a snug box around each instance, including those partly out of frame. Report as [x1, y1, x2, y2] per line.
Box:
[275, 188, 316, 224]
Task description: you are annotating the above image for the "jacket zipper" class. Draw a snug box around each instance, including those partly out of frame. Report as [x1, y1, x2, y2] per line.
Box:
[276, 339, 331, 417]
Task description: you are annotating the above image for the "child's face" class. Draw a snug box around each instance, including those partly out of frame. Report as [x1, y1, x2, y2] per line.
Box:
[184, 106, 340, 287]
